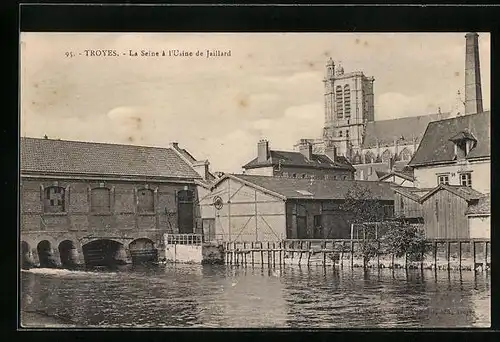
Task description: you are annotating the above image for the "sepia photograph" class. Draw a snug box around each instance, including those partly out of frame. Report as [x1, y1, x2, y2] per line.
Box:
[19, 31, 490, 328]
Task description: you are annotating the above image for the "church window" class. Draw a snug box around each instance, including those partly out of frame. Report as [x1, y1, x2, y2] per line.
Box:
[336, 86, 344, 119]
[400, 148, 411, 161]
[364, 152, 375, 164]
[381, 149, 392, 163]
[344, 85, 351, 119]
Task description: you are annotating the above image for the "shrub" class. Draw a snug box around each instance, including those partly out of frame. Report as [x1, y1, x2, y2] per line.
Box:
[381, 221, 430, 262]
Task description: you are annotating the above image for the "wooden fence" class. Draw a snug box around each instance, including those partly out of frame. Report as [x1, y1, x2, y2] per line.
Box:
[220, 238, 490, 271]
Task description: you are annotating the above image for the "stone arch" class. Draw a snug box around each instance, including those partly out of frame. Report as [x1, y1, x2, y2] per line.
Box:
[129, 238, 158, 264]
[381, 149, 392, 163]
[58, 240, 79, 268]
[82, 239, 128, 267]
[20, 241, 35, 269]
[399, 147, 412, 161]
[37, 240, 58, 268]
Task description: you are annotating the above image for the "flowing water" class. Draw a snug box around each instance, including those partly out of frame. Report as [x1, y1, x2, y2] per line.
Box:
[20, 264, 490, 328]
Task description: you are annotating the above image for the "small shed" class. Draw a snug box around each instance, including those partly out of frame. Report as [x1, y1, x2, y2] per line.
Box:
[419, 184, 484, 238]
[466, 195, 490, 239]
[199, 174, 395, 242]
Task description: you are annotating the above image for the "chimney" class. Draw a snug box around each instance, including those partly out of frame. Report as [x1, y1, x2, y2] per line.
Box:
[324, 140, 337, 163]
[193, 160, 211, 181]
[170, 142, 179, 150]
[464, 32, 483, 114]
[257, 139, 270, 163]
[298, 139, 313, 160]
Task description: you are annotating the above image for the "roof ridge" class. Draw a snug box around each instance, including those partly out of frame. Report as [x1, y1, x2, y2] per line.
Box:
[21, 136, 174, 151]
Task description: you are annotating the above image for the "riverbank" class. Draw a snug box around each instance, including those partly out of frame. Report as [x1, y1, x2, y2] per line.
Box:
[21, 311, 77, 328]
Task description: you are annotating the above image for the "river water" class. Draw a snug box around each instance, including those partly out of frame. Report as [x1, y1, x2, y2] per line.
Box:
[20, 264, 490, 328]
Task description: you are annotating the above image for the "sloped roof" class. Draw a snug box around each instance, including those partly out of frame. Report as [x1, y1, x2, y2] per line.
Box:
[409, 111, 490, 166]
[243, 150, 354, 171]
[215, 174, 395, 201]
[393, 186, 432, 202]
[21, 137, 201, 179]
[465, 195, 490, 215]
[419, 184, 484, 203]
[379, 170, 415, 182]
[449, 130, 477, 142]
[362, 112, 453, 148]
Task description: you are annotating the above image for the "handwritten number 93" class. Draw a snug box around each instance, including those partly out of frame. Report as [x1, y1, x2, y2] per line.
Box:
[65, 51, 75, 58]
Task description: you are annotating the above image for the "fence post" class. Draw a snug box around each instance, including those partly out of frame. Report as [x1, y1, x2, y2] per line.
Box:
[472, 240, 476, 271]
[307, 241, 311, 267]
[434, 241, 438, 270]
[323, 241, 327, 266]
[341, 241, 344, 268]
[377, 240, 380, 269]
[350, 240, 354, 268]
[447, 241, 451, 270]
[260, 242, 264, 267]
[251, 242, 254, 266]
[484, 241, 488, 269]
[279, 242, 282, 267]
[458, 241, 462, 270]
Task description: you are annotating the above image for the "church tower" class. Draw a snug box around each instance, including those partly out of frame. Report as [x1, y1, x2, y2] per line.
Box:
[322, 58, 375, 160]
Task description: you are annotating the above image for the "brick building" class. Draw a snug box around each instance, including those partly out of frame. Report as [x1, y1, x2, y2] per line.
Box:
[242, 139, 355, 180]
[20, 137, 205, 268]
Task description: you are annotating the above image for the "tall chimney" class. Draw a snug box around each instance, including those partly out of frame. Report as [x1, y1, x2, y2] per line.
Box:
[257, 139, 270, 163]
[464, 32, 483, 115]
[298, 139, 313, 160]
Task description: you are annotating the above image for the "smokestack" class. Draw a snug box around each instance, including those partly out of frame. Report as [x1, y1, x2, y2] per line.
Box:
[464, 32, 483, 115]
[257, 139, 270, 163]
[298, 139, 313, 160]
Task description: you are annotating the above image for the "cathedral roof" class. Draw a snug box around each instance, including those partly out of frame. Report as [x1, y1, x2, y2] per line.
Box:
[361, 112, 453, 149]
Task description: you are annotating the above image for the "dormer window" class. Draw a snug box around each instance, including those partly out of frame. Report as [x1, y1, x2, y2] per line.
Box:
[449, 130, 477, 159]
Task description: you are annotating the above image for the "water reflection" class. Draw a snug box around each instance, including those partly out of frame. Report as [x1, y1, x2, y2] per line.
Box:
[20, 265, 490, 328]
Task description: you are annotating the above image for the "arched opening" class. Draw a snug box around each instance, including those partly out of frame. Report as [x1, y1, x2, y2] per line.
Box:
[21, 241, 34, 269]
[381, 149, 392, 163]
[37, 240, 58, 268]
[58, 240, 79, 269]
[82, 239, 128, 267]
[129, 238, 158, 264]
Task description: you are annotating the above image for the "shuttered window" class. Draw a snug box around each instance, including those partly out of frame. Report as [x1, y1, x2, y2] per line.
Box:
[44, 186, 65, 213]
[137, 189, 154, 213]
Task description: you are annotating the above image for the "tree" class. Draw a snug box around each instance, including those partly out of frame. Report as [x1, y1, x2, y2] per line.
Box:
[340, 183, 387, 267]
[382, 220, 429, 262]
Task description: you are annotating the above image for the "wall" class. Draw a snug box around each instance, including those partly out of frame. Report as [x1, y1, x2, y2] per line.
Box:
[469, 215, 490, 239]
[421, 190, 470, 239]
[413, 159, 490, 194]
[20, 177, 200, 264]
[285, 199, 393, 239]
[394, 193, 423, 219]
[381, 175, 415, 187]
[199, 177, 287, 242]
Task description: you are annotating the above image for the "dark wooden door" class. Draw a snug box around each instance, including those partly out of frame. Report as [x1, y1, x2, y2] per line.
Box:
[177, 190, 194, 234]
[297, 216, 307, 239]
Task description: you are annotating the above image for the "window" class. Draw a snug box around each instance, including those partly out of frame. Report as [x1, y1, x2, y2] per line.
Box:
[314, 215, 322, 227]
[400, 148, 411, 161]
[336, 85, 344, 119]
[292, 173, 297, 178]
[43, 186, 65, 213]
[91, 188, 111, 213]
[301, 174, 306, 178]
[460, 173, 472, 187]
[339, 131, 343, 137]
[437, 175, 449, 185]
[346, 130, 349, 138]
[344, 85, 351, 119]
[400, 198, 404, 211]
[381, 149, 392, 163]
[342, 176, 347, 180]
[137, 188, 154, 213]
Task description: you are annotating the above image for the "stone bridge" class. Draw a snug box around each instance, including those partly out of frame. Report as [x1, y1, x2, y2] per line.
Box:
[20, 230, 165, 268]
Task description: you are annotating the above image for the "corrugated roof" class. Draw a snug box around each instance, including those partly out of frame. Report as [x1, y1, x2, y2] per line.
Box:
[409, 111, 490, 166]
[362, 112, 453, 148]
[466, 195, 490, 215]
[225, 174, 395, 201]
[419, 184, 484, 203]
[242, 150, 355, 171]
[21, 137, 201, 179]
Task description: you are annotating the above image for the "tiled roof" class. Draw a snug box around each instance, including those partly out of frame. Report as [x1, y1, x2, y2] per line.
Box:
[218, 174, 395, 201]
[465, 195, 490, 215]
[409, 111, 490, 166]
[362, 112, 453, 148]
[419, 184, 484, 203]
[242, 150, 355, 171]
[21, 137, 201, 179]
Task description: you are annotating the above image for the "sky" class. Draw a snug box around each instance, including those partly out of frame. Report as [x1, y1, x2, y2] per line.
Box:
[20, 32, 490, 173]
